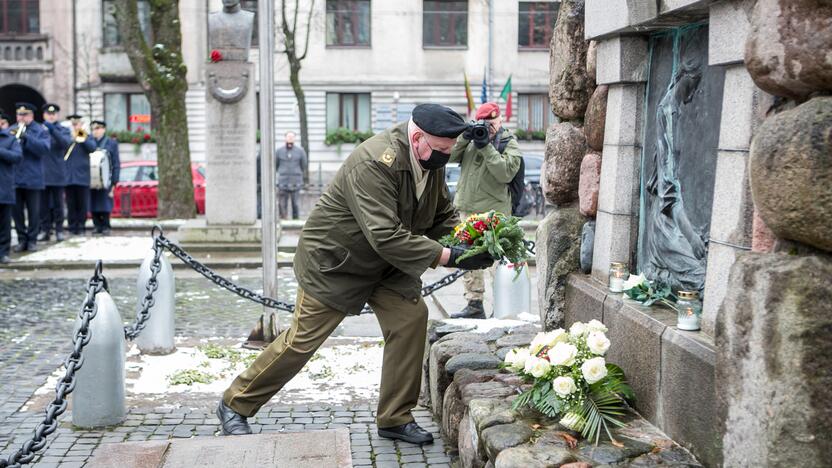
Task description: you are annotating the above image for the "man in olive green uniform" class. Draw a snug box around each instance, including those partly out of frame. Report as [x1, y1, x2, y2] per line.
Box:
[449, 103, 522, 319]
[217, 104, 494, 444]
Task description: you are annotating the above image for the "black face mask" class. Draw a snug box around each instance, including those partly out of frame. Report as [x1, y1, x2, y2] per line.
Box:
[286, 143, 294, 149]
[418, 137, 450, 171]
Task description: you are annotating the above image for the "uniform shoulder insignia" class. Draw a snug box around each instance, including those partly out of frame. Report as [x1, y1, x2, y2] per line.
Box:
[379, 148, 396, 167]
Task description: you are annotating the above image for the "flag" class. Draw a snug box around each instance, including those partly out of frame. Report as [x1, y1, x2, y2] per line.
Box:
[464, 72, 475, 116]
[481, 73, 488, 104]
[499, 75, 513, 122]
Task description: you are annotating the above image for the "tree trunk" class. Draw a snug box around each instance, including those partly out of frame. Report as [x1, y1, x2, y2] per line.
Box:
[289, 60, 310, 184]
[115, 0, 195, 219]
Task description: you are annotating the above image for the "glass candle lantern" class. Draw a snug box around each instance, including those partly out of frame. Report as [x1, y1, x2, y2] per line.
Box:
[676, 291, 702, 331]
[608, 262, 629, 293]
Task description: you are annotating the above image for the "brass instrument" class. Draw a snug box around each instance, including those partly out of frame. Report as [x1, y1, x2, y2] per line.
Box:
[14, 124, 26, 140]
[72, 127, 88, 143]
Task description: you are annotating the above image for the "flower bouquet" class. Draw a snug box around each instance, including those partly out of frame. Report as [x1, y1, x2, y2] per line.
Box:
[439, 211, 528, 267]
[503, 320, 635, 444]
[621, 273, 677, 311]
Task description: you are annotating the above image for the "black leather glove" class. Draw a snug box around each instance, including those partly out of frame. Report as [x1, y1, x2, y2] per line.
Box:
[448, 245, 495, 270]
[462, 126, 474, 141]
[473, 132, 490, 149]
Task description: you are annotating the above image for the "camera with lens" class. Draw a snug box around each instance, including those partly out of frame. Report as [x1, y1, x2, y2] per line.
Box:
[468, 120, 491, 142]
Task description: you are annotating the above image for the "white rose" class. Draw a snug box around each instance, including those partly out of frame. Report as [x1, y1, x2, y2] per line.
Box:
[529, 332, 549, 353]
[547, 342, 578, 367]
[586, 319, 608, 334]
[622, 273, 648, 291]
[569, 322, 588, 337]
[552, 376, 578, 397]
[530, 329, 567, 352]
[523, 356, 551, 378]
[586, 331, 611, 355]
[505, 347, 531, 371]
[581, 357, 608, 384]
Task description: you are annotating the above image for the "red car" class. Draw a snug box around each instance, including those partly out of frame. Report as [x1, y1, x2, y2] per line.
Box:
[113, 161, 206, 218]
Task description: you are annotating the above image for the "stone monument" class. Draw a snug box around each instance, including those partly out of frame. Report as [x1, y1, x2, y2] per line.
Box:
[180, 0, 259, 242]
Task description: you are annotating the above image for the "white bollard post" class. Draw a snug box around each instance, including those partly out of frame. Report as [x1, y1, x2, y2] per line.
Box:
[492, 261, 531, 319]
[135, 248, 176, 355]
[72, 290, 126, 428]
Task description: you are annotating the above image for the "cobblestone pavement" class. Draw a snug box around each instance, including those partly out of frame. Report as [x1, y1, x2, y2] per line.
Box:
[0, 271, 453, 467]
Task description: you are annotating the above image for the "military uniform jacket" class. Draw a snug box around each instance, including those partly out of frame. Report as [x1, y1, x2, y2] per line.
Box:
[64, 136, 96, 186]
[294, 122, 458, 314]
[0, 130, 23, 204]
[10, 122, 50, 190]
[42, 122, 72, 187]
[89, 137, 120, 212]
[449, 128, 522, 215]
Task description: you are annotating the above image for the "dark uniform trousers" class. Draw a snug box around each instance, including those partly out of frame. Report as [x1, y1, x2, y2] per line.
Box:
[224, 285, 428, 428]
[91, 212, 111, 232]
[40, 186, 65, 235]
[13, 188, 41, 247]
[65, 185, 89, 234]
[0, 204, 12, 257]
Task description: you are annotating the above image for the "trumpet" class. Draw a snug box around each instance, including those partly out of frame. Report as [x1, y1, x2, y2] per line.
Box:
[72, 126, 88, 143]
[14, 124, 26, 140]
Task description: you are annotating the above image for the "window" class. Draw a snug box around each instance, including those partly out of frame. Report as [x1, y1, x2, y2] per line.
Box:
[326, 93, 371, 132]
[119, 165, 141, 182]
[241, 0, 258, 47]
[326, 0, 371, 47]
[139, 165, 158, 182]
[517, 94, 554, 132]
[104, 93, 152, 132]
[102, 0, 151, 47]
[0, 0, 39, 35]
[518, 2, 558, 49]
[423, 1, 467, 48]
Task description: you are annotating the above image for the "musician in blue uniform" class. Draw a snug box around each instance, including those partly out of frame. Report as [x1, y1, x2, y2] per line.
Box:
[89, 120, 119, 235]
[38, 103, 72, 242]
[63, 114, 96, 235]
[9, 103, 50, 252]
[0, 110, 10, 131]
[0, 120, 23, 263]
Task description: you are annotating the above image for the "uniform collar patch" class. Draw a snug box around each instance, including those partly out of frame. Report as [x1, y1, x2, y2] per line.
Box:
[379, 148, 396, 167]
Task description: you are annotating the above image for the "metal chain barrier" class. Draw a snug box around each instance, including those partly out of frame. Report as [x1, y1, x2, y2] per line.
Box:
[0, 263, 108, 468]
[123, 227, 164, 340]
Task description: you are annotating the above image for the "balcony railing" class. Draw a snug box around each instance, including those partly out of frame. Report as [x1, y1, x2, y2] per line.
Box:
[0, 36, 51, 67]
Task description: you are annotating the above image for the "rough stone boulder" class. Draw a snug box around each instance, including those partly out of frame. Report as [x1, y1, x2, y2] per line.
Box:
[745, 0, 832, 100]
[549, 0, 592, 120]
[541, 122, 588, 206]
[428, 335, 490, 418]
[441, 369, 501, 443]
[749, 97, 832, 252]
[585, 85, 608, 151]
[586, 40, 598, 90]
[536, 205, 584, 329]
[578, 152, 602, 217]
[717, 253, 832, 467]
[751, 209, 776, 253]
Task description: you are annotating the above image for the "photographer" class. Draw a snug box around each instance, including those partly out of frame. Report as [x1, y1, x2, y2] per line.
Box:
[449, 102, 522, 319]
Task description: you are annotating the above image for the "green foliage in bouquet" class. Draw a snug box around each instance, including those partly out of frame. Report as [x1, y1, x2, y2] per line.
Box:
[622, 273, 678, 310]
[439, 211, 528, 266]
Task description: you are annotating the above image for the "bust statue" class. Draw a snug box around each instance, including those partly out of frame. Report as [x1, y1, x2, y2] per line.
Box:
[208, 0, 255, 61]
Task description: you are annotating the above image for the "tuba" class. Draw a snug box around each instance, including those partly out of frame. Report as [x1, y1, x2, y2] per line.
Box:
[14, 124, 26, 140]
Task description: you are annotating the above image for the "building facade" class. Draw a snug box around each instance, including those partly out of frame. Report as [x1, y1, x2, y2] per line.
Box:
[1, 0, 557, 177]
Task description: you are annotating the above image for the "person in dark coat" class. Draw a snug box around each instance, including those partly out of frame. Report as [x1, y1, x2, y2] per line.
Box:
[276, 131, 306, 220]
[63, 114, 96, 235]
[0, 126, 23, 263]
[9, 102, 50, 252]
[0, 110, 10, 131]
[89, 120, 119, 235]
[38, 103, 72, 242]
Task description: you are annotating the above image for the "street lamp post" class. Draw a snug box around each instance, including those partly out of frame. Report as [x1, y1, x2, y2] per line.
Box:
[259, 0, 278, 327]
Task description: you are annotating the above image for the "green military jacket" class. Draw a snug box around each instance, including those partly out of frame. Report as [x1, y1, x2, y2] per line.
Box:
[449, 129, 522, 214]
[294, 122, 458, 314]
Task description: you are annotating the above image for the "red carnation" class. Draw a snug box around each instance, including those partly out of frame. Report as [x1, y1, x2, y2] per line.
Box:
[473, 221, 487, 233]
[210, 49, 223, 63]
[143, 133, 151, 141]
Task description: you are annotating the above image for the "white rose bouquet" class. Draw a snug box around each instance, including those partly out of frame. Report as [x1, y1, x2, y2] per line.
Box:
[503, 320, 634, 444]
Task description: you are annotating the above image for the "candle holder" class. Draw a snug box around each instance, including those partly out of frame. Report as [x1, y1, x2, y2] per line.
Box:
[608, 262, 629, 293]
[676, 291, 702, 331]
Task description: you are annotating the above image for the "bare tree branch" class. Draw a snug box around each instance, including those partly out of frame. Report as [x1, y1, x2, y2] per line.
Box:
[299, 0, 315, 61]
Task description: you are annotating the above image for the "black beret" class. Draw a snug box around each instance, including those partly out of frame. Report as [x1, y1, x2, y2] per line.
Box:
[66, 114, 83, 120]
[15, 102, 35, 113]
[42, 103, 60, 113]
[91, 120, 107, 128]
[412, 103, 467, 138]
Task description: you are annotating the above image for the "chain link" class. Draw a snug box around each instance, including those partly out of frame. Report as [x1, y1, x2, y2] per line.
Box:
[123, 236, 163, 340]
[1, 264, 107, 468]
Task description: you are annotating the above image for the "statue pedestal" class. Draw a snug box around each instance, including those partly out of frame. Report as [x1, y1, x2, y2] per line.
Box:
[181, 61, 258, 243]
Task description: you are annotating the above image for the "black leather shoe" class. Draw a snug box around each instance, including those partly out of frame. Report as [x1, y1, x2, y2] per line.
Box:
[216, 400, 252, 436]
[379, 422, 434, 445]
[450, 300, 485, 319]
[12, 243, 26, 253]
[0, 255, 10, 264]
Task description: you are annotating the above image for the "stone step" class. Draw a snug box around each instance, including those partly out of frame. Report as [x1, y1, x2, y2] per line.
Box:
[86, 429, 352, 468]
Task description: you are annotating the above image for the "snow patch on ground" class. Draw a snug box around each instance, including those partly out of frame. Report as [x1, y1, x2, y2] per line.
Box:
[18, 237, 155, 263]
[439, 314, 539, 333]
